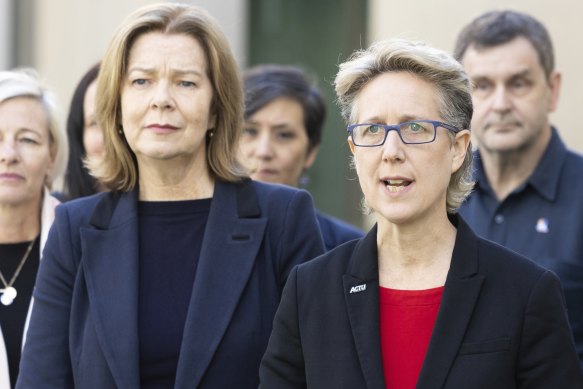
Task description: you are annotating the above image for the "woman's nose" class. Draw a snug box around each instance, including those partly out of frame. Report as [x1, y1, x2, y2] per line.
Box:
[381, 130, 405, 162]
[0, 140, 19, 164]
[151, 82, 175, 110]
[255, 134, 274, 159]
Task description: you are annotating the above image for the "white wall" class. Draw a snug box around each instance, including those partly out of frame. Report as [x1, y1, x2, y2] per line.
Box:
[0, 0, 14, 69]
[368, 0, 583, 152]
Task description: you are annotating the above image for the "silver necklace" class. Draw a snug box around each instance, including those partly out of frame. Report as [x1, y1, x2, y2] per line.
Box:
[0, 238, 36, 306]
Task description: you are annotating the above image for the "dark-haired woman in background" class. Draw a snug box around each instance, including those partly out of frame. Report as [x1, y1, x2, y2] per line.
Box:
[240, 64, 363, 250]
[62, 63, 106, 200]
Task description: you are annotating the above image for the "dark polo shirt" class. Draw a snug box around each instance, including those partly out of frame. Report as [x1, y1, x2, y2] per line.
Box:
[459, 127, 583, 364]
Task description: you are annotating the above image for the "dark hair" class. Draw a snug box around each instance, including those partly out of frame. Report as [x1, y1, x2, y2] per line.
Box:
[454, 10, 554, 79]
[243, 64, 326, 151]
[63, 62, 101, 200]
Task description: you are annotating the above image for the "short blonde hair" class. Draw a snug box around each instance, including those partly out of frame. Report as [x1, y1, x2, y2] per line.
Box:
[0, 69, 68, 189]
[335, 39, 474, 213]
[93, 3, 246, 191]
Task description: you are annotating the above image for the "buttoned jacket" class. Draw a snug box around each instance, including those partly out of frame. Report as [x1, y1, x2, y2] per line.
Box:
[17, 179, 325, 388]
[260, 216, 583, 388]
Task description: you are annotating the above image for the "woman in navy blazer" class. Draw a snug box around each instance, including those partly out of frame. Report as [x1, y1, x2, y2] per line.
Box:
[239, 64, 363, 251]
[17, 4, 324, 388]
[259, 39, 583, 388]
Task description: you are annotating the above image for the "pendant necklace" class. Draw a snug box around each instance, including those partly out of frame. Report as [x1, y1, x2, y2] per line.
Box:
[0, 237, 36, 306]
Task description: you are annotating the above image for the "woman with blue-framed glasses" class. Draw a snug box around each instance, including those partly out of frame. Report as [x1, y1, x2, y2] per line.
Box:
[259, 38, 583, 388]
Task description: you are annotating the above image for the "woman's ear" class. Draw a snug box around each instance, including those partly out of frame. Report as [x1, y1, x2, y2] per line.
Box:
[303, 145, 320, 170]
[451, 129, 471, 173]
[348, 137, 356, 155]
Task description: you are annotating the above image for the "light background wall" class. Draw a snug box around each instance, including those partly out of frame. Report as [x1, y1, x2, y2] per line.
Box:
[5, 0, 580, 228]
[0, 1, 14, 69]
[15, 1, 582, 151]
[368, 0, 583, 152]
[25, 0, 247, 126]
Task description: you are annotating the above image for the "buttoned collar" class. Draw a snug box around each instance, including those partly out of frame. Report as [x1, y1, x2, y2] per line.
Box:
[473, 127, 567, 202]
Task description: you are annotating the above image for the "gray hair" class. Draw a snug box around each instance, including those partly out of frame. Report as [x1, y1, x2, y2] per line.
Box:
[334, 38, 473, 213]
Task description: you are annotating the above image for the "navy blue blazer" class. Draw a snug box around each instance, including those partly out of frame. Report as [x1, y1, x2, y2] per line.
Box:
[260, 216, 583, 388]
[316, 211, 363, 251]
[17, 179, 325, 389]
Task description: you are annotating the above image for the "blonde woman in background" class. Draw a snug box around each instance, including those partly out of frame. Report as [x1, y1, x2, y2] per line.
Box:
[0, 69, 68, 388]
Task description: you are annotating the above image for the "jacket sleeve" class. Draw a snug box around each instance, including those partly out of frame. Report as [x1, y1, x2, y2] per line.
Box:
[517, 270, 583, 387]
[259, 266, 307, 388]
[16, 206, 76, 388]
[275, 190, 325, 290]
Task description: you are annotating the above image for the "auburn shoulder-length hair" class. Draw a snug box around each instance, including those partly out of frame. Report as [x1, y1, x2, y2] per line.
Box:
[92, 3, 246, 191]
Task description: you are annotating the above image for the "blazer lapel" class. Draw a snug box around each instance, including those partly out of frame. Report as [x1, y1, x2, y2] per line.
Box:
[343, 226, 386, 389]
[417, 216, 485, 389]
[80, 190, 141, 389]
[175, 180, 267, 389]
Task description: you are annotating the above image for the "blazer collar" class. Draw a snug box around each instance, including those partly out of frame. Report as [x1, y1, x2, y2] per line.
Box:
[417, 215, 484, 389]
[174, 179, 267, 388]
[343, 225, 386, 388]
[343, 216, 484, 389]
[344, 215, 480, 279]
[81, 180, 267, 389]
[81, 189, 141, 388]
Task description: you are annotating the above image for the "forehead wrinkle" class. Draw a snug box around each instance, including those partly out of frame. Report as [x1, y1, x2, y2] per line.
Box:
[126, 65, 204, 77]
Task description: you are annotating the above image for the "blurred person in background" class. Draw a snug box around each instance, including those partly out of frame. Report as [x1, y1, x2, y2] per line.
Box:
[240, 64, 363, 250]
[454, 10, 583, 363]
[259, 38, 582, 388]
[0, 69, 68, 388]
[62, 62, 107, 201]
[17, 3, 324, 389]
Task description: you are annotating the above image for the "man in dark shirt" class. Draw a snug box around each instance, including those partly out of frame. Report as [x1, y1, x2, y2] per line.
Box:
[454, 10, 583, 363]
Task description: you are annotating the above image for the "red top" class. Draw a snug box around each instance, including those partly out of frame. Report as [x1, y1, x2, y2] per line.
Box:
[379, 286, 444, 389]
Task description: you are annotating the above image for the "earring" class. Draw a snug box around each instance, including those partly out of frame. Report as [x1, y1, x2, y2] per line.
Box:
[298, 173, 310, 188]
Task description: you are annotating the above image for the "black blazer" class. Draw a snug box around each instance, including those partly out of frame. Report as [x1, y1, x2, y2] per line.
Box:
[259, 216, 583, 388]
[17, 179, 325, 389]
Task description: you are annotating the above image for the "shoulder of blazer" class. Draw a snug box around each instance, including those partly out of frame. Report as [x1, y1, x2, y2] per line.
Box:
[87, 190, 126, 229]
[475, 235, 549, 280]
[232, 178, 261, 218]
[295, 236, 366, 282]
[245, 180, 317, 218]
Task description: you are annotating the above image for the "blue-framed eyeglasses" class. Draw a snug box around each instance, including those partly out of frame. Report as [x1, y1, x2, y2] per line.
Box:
[347, 120, 461, 147]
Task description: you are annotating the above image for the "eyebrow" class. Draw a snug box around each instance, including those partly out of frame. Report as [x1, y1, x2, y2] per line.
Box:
[508, 70, 532, 80]
[359, 114, 424, 124]
[245, 120, 294, 131]
[126, 66, 204, 78]
[17, 128, 44, 137]
[472, 68, 532, 81]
